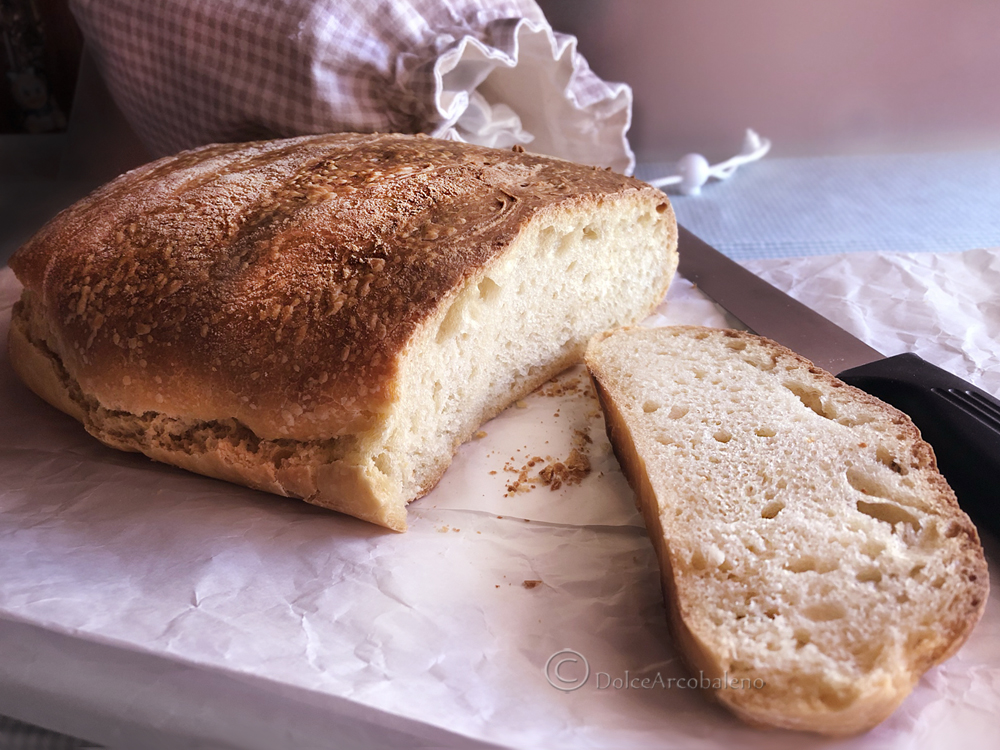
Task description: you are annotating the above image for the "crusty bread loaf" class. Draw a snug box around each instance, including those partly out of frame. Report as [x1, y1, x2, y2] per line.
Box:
[585, 325, 988, 735]
[7, 133, 677, 530]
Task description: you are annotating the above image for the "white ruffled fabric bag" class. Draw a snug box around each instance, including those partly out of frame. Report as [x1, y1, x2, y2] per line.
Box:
[70, 0, 635, 173]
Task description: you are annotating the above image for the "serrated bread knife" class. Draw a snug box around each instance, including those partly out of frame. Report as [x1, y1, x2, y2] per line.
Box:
[677, 225, 1000, 537]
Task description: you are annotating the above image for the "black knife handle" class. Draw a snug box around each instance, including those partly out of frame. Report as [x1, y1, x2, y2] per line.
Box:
[838, 353, 1000, 537]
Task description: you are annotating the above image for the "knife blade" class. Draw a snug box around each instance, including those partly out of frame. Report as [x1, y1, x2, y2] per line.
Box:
[677, 224, 1000, 537]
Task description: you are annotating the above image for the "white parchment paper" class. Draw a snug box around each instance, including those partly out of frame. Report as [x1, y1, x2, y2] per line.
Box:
[1, 250, 998, 749]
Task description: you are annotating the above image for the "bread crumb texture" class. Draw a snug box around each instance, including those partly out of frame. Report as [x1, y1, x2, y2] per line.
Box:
[586, 325, 989, 736]
[9, 133, 677, 529]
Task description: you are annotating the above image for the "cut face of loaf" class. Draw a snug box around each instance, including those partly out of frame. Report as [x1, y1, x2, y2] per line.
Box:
[585, 326, 988, 736]
[7, 133, 677, 530]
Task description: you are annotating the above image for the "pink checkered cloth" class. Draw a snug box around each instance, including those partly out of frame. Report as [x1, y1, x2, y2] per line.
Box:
[69, 0, 634, 172]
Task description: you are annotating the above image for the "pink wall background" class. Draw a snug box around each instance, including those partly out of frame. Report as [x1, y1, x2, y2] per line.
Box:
[538, 0, 1000, 161]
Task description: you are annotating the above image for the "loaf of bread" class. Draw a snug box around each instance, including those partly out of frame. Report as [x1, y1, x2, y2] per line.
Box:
[8, 133, 678, 530]
[585, 325, 988, 735]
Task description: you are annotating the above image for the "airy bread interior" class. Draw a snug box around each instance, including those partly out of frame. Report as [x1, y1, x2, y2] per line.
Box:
[586, 325, 988, 735]
[389, 198, 674, 510]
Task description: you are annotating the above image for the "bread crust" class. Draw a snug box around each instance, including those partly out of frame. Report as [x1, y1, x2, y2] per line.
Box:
[587, 325, 989, 735]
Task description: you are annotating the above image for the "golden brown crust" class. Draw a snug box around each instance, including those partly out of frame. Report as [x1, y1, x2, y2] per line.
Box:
[8, 299, 86, 424]
[587, 325, 989, 736]
[9, 133, 665, 442]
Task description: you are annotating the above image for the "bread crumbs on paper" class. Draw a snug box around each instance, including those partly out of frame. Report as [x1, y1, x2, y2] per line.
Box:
[538, 448, 590, 491]
[523, 580, 542, 589]
[536, 372, 597, 399]
[491, 371, 600, 495]
[501, 426, 593, 496]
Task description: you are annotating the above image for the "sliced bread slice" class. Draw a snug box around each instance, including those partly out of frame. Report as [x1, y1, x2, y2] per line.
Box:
[585, 325, 989, 736]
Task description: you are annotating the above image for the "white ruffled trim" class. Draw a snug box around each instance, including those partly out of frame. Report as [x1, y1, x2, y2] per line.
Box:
[426, 18, 634, 175]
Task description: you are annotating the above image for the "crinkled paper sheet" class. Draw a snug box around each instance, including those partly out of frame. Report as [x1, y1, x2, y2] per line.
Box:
[1, 249, 999, 749]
